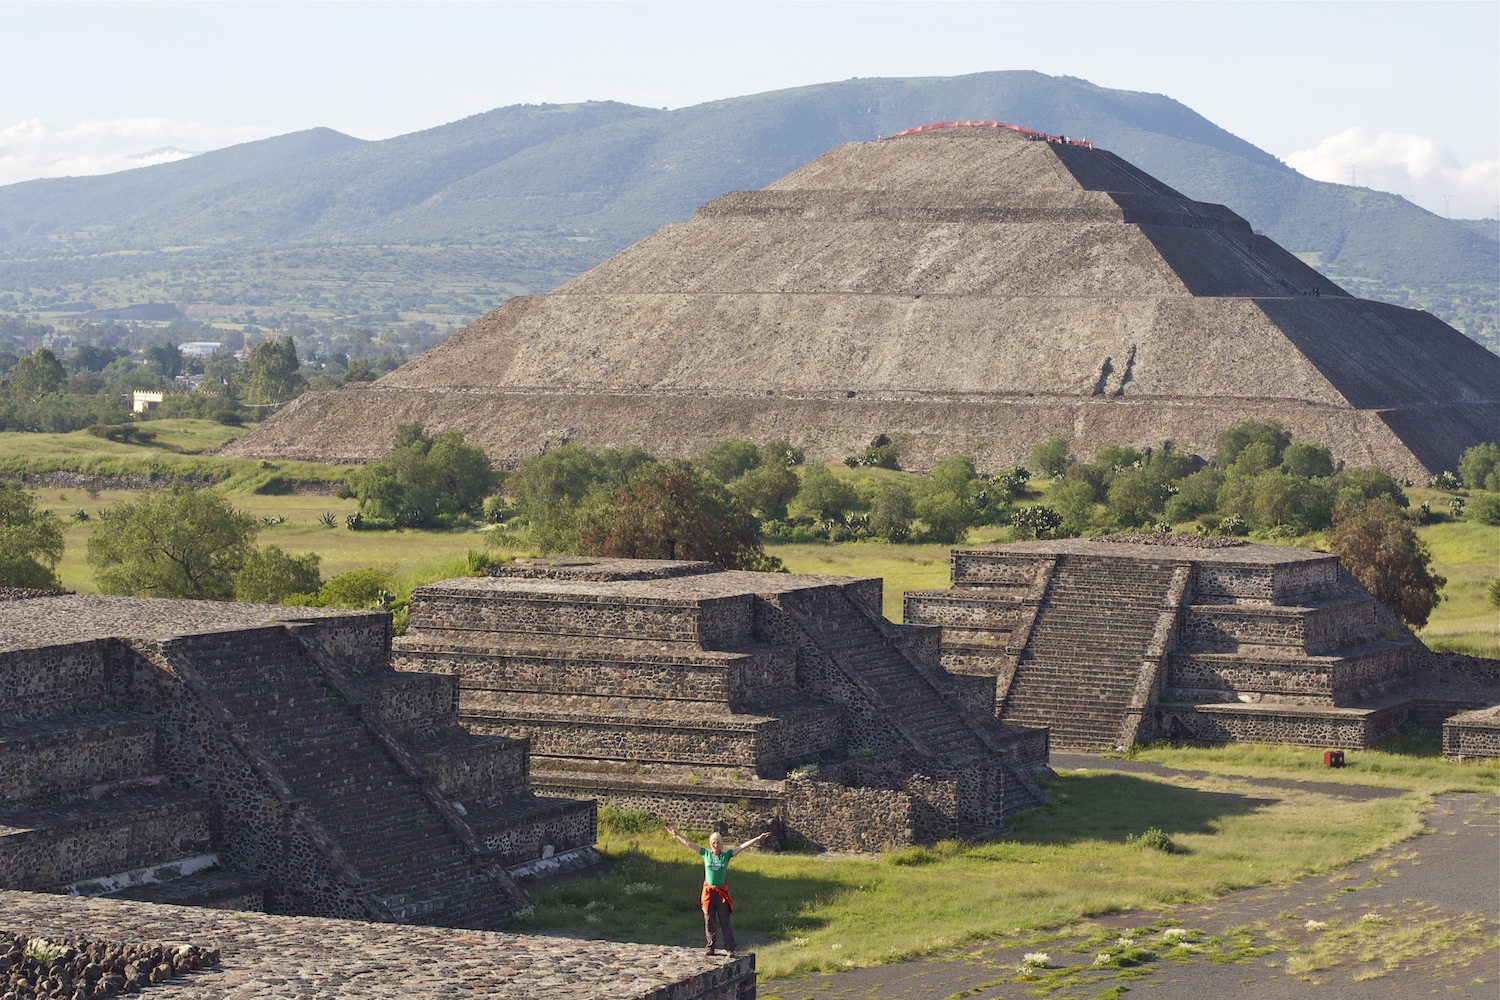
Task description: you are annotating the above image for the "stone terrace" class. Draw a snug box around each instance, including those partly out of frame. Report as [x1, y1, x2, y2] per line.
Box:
[395, 558, 1049, 852]
[905, 537, 1499, 751]
[2, 890, 755, 999]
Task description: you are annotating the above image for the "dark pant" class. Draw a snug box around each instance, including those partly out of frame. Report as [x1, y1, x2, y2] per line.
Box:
[705, 895, 735, 952]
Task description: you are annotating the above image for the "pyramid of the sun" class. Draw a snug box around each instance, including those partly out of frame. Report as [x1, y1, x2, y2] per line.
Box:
[225, 122, 1500, 475]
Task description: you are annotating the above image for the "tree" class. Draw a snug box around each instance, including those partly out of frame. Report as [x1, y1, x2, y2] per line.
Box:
[317, 567, 394, 608]
[1030, 435, 1075, 478]
[867, 481, 916, 541]
[1215, 420, 1290, 468]
[1327, 496, 1445, 629]
[729, 462, 799, 521]
[1458, 442, 1500, 492]
[699, 439, 762, 483]
[1333, 467, 1408, 507]
[235, 545, 322, 604]
[509, 443, 653, 551]
[0, 482, 64, 589]
[576, 461, 779, 570]
[345, 424, 494, 528]
[788, 464, 860, 523]
[6, 349, 67, 401]
[1105, 467, 1163, 527]
[1281, 441, 1335, 479]
[69, 344, 121, 373]
[1164, 468, 1224, 523]
[145, 341, 183, 379]
[915, 489, 973, 544]
[87, 485, 260, 600]
[237, 336, 306, 404]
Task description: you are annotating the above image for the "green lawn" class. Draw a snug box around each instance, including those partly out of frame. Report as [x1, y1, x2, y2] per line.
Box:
[513, 744, 1496, 980]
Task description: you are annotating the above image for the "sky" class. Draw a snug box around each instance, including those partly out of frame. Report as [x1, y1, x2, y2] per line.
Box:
[2, 0, 1497, 218]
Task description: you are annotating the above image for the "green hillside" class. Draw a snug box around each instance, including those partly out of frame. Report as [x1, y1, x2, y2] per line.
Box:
[0, 71, 1492, 349]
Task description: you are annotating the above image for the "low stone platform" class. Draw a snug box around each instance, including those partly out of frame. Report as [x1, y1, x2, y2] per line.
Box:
[1, 890, 755, 999]
[395, 558, 1050, 851]
[905, 536, 1500, 751]
[1444, 704, 1500, 760]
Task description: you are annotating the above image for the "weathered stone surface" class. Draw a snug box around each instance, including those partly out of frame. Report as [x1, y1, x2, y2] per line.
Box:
[1, 892, 756, 999]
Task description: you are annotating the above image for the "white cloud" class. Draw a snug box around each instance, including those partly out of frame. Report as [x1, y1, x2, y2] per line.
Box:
[0, 116, 275, 187]
[1287, 127, 1500, 219]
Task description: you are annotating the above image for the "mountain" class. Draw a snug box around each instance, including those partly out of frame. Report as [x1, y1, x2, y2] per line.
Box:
[0, 72, 1493, 349]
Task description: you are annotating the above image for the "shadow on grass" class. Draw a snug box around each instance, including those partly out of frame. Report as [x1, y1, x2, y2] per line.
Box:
[516, 845, 849, 948]
[1011, 772, 1277, 846]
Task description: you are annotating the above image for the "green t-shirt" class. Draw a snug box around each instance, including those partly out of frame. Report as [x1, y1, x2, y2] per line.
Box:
[699, 846, 735, 887]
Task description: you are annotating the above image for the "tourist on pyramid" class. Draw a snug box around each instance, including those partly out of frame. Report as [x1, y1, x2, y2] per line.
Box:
[665, 823, 772, 956]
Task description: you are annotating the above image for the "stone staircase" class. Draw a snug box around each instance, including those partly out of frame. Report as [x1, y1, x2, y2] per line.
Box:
[776, 585, 1048, 822]
[1000, 554, 1181, 750]
[168, 628, 513, 930]
[909, 539, 1468, 752]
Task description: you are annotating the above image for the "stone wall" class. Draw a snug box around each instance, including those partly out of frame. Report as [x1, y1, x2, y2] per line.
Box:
[475, 799, 599, 866]
[0, 641, 110, 725]
[1178, 599, 1378, 655]
[1188, 558, 1341, 605]
[0, 793, 212, 892]
[423, 738, 531, 810]
[1443, 708, 1500, 759]
[1, 889, 759, 1000]
[411, 591, 739, 644]
[534, 771, 783, 841]
[357, 672, 458, 741]
[1165, 702, 1407, 749]
[0, 715, 155, 805]
[783, 775, 916, 852]
[950, 553, 1052, 587]
[392, 645, 797, 707]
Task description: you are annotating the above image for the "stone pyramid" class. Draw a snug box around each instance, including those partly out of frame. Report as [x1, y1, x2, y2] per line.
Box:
[225, 122, 1499, 475]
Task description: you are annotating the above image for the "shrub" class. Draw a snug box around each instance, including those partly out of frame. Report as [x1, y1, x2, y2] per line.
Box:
[1467, 491, 1500, 526]
[598, 806, 660, 835]
[1011, 504, 1063, 540]
[1427, 471, 1462, 491]
[1458, 442, 1500, 491]
[1126, 827, 1178, 853]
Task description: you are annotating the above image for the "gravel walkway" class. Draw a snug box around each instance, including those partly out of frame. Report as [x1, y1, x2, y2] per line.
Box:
[761, 756, 1498, 999]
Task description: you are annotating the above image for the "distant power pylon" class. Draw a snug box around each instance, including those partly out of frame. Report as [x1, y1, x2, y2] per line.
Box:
[1443, 194, 1452, 215]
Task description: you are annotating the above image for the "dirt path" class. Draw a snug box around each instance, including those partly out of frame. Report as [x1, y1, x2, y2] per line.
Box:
[759, 759, 1498, 999]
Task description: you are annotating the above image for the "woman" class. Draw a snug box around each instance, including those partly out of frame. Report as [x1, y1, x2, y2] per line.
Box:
[664, 823, 771, 956]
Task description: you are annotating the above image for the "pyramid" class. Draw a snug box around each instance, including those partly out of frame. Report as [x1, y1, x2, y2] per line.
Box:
[225, 122, 1500, 475]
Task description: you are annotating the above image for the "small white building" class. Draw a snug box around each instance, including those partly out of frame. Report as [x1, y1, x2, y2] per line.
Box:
[179, 342, 224, 358]
[130, 390, 166, 414]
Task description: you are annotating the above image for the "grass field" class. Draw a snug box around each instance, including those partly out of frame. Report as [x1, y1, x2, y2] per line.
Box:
[511, 744, 1496, 979]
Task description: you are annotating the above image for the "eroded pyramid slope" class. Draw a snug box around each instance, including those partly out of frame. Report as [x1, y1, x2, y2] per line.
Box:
[226, 125, 1498, 474]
